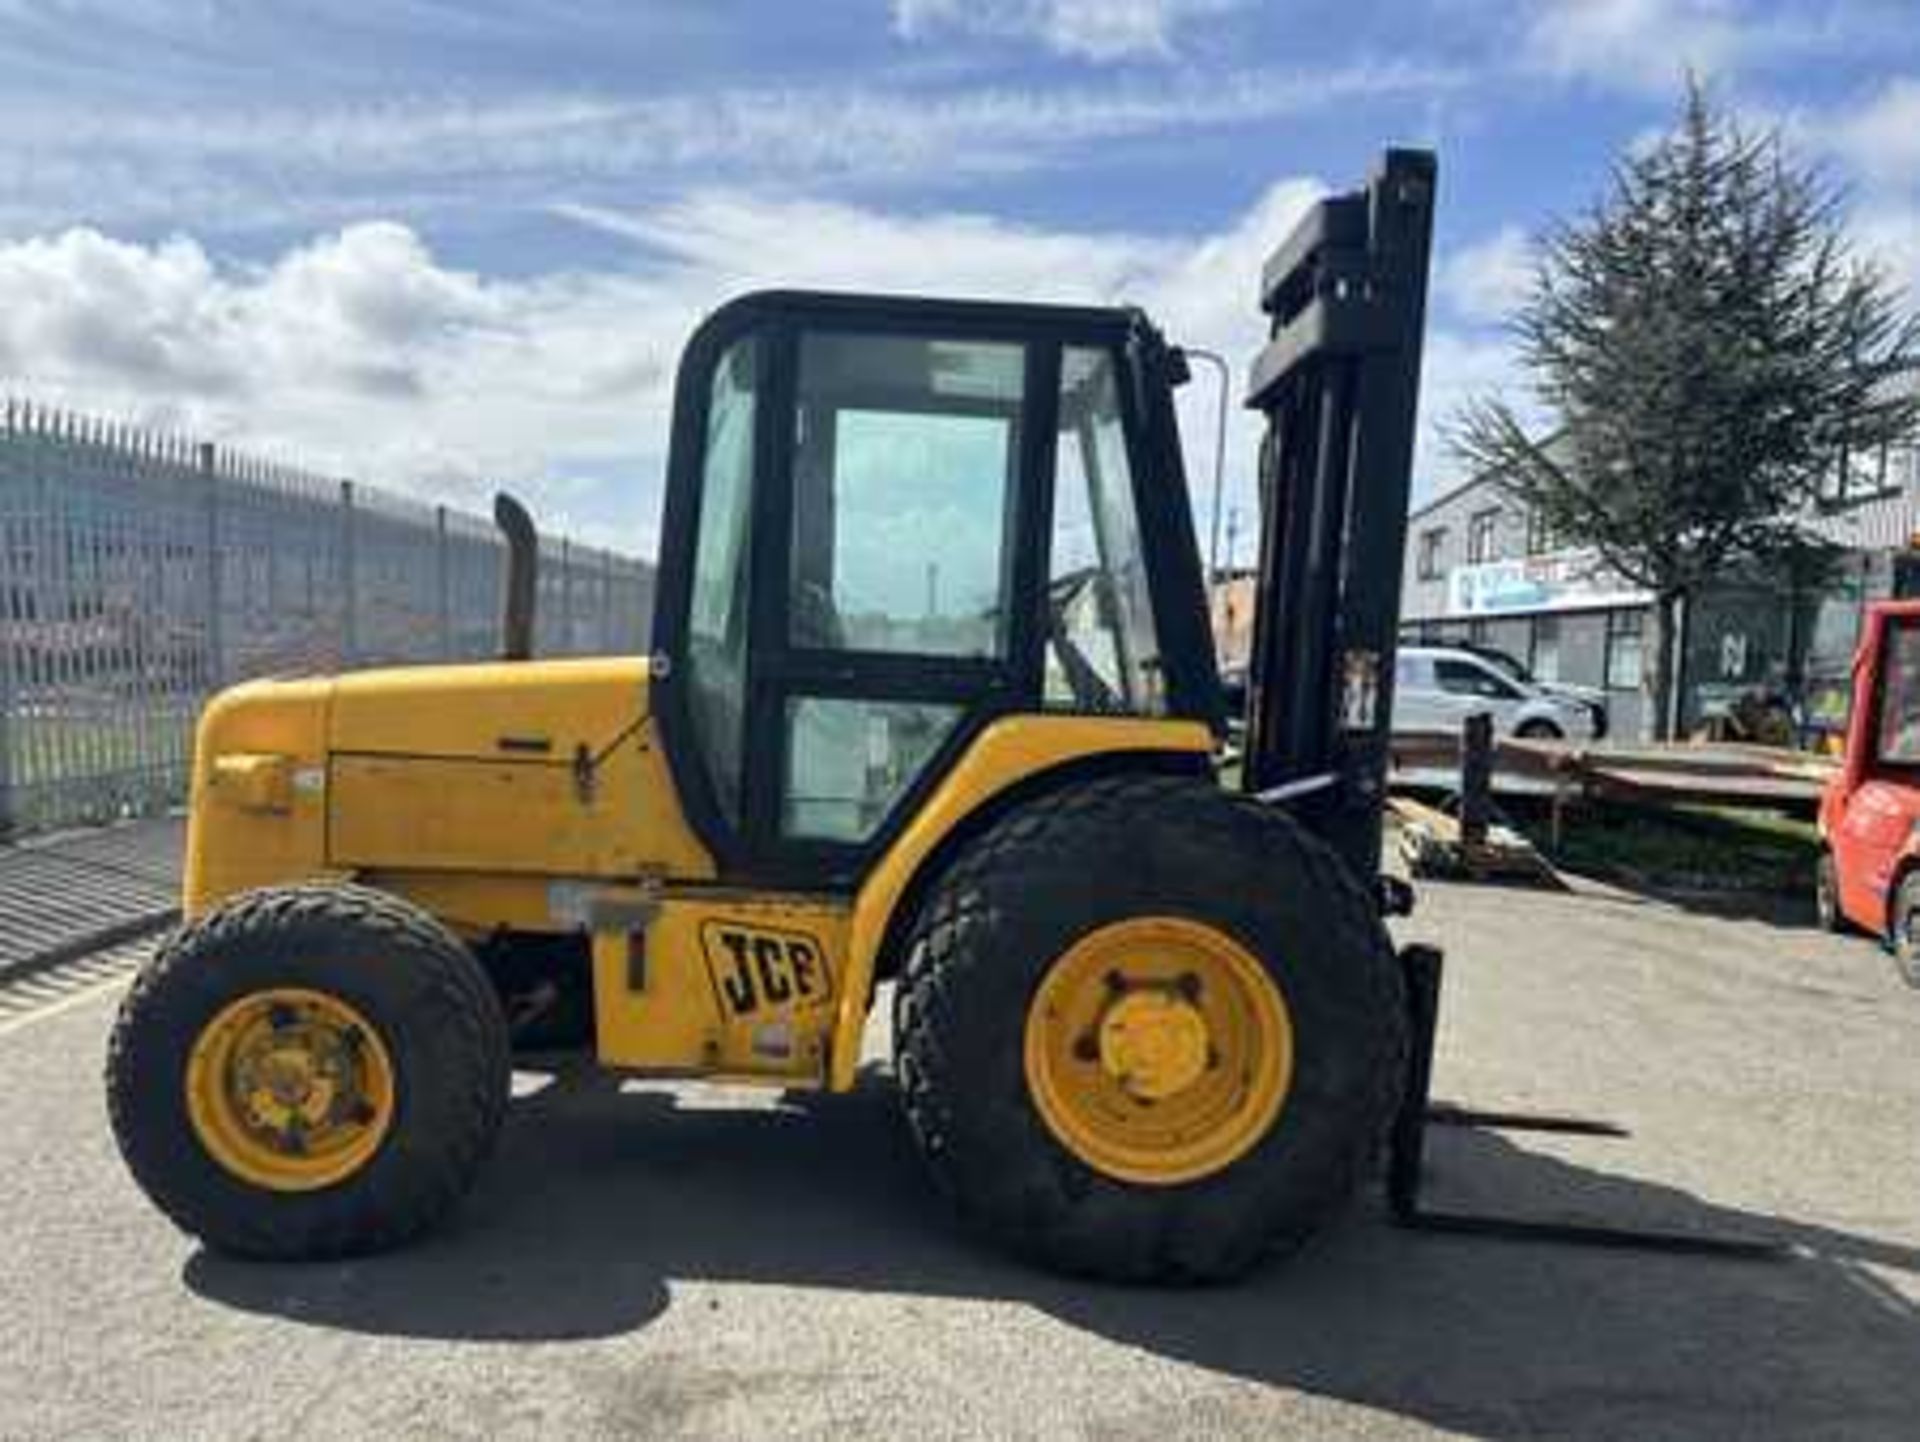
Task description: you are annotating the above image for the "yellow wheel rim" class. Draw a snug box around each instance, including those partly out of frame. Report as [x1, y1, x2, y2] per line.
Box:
[185, 987, 396, 1192]
[1023, 917, 1292, 1186]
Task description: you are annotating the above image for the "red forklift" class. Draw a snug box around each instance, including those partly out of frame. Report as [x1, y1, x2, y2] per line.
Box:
[1817, 598, 1920, 986]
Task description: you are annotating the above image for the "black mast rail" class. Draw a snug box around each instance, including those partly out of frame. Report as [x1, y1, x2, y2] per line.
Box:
[1241, 147, 1435, 882]
[1239, 150, 1780, 1259]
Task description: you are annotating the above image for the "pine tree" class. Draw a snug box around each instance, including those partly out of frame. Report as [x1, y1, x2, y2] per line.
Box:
[1454, 80, 1919, 739]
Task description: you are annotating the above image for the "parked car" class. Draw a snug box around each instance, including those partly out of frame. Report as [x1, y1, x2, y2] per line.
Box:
[1393, 645, 1599, 741]
[1816, 598, 1920, 987]
[1455, 642, 1610, 739]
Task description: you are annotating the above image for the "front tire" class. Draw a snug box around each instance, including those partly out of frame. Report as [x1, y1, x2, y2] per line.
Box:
[893, 773, 1407, 1283]
[106, 883, 510, 1258]
[1815, 851, 1848, 934]
[1891, 873, 1920, 989]
[1515, 718, 1563, 741]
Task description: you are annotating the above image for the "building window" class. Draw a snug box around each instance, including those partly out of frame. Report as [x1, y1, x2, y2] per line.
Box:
[1416, 527, 1446, 580]
[1467, 508, 1500, 564]
[1468, 617, 1490, 645]
[1530, 614, 1561, 682]
[1525, 509, 1559, 556]
[1894, 444, 1919, 497]
[1821, 441, 1897, 506]
[1605, 608, 1645, 689]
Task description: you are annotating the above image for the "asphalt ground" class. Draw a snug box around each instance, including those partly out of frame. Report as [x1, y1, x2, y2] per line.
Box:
[2, 878, 1916, 1441]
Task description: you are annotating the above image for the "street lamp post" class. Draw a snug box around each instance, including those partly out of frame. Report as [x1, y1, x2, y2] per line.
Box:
[1180, 347, 1231, 583]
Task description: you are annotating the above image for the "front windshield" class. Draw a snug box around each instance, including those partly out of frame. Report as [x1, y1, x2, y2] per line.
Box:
[1877, 619, 1920, 763]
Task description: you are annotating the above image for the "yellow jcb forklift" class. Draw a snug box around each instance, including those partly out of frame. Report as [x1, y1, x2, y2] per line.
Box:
[110, 151, 1747, 1281]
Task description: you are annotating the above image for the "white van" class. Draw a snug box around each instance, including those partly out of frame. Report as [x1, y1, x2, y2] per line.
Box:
[1393, 645, 1598, 741]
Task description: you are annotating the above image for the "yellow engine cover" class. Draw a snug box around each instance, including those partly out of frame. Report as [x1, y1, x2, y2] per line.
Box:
[184, 656, 716, 918]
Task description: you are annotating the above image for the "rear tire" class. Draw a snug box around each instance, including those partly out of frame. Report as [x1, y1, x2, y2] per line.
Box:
[893, 772, 1407, 1283]
[106, 883, 510, 1258]
[1891, 874, 1920, 989]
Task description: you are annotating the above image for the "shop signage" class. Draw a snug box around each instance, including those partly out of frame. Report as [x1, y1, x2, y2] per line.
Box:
[1446, 553, 1650, 617]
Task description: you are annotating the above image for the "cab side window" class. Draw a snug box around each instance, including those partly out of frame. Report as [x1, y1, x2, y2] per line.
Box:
[1045, 346, 1165, 714]
[684, 338, 757, 822]
[1877, 621, 1920, 763]
[788, 332, 1022, 660]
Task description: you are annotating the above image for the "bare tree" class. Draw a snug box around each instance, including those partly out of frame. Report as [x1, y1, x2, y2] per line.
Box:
[1455, 80, 1919, 738]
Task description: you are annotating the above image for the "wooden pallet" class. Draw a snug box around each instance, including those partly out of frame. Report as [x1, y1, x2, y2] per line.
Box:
[1389, 795, 1558, 883]
[1390, 732, 1830, 815]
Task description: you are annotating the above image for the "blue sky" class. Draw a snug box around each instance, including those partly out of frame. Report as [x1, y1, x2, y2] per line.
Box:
[1, 0, 1917, 557]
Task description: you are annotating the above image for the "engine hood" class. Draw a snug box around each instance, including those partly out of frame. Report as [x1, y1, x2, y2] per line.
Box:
[329, 656, 651, 761]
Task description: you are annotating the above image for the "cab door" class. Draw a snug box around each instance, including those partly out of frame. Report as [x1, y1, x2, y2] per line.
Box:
[650, 292, 1219, 889]
[755, 323, 1035, 869]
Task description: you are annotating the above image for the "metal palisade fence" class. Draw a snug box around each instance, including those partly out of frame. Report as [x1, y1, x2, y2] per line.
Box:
[0, 400, 654, 838]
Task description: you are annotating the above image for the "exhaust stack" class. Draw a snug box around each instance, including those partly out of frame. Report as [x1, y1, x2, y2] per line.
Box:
[494, 491, 537, 661]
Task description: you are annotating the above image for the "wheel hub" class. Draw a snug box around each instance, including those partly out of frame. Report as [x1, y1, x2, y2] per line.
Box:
[1098, 990, 1211, 1100]
[1023, 917, 1293, 1186]
[186, 988, 395, 1191]
[241, 1040, 345, 1132]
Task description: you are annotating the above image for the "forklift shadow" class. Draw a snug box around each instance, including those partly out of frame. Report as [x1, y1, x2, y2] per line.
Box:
[1560, 874, 1825, 930]
[1427, 865, 1843, 941]
[186, 1065, 1920, 1439]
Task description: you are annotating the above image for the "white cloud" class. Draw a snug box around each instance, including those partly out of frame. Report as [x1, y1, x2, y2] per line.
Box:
[1770, 79, 1920, 304]
[1828, 94, 1920, 304]
[1520, 0, 1745, 93]
[0, 62, 1458, 234]
[551, 194, 1173, 299]
[1438, 224, 1534, 326]
[0, 223, 672, 548]
[890, 0, 1243, 62]
[1412, 328, 1533, 504]
[0, 177, 1507, 553]
[1847, 199, 1920, 301]
[1511, 0, 1910, 96]
[1811, 77, 1920, 190]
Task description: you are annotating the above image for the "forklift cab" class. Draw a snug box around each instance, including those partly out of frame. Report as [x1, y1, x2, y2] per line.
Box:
[649, 292, 1223, 887]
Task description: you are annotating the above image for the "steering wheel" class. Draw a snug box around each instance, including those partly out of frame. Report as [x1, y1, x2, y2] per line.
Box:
[1045, 592, 1126, 713]
[791, 579, 848, 651]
